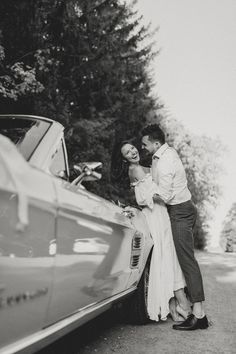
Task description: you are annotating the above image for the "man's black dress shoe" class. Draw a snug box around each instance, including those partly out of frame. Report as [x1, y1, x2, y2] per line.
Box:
[173, 314, 209, 330]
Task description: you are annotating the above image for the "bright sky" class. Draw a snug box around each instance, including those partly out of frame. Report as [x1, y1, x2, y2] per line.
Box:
[135, 0, 236, 246]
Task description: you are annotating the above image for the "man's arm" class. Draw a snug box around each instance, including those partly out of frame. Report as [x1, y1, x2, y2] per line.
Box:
[152, 154, 175, 204]
[152, 193, 164, 204]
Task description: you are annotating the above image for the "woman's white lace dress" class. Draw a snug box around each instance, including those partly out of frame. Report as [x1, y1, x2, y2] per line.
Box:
[132, 174, 186, 321]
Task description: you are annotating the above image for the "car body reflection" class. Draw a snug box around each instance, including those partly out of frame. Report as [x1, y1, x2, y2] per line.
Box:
[73, 237, 110, 255]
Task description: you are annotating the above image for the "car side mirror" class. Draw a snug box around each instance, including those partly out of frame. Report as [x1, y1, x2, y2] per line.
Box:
[71, 162, 102, 186]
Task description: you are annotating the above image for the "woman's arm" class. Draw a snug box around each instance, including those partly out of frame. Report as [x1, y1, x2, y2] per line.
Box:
[130, 166, 154, 209]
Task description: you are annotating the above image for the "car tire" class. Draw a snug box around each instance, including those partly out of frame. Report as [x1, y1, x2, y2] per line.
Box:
[127, 257, 151, 325]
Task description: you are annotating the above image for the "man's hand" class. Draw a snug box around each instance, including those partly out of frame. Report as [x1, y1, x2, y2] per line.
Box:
[153, 193, 164, 204]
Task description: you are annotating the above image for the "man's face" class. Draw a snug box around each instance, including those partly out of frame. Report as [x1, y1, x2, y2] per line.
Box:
[141, 135, 159, 154]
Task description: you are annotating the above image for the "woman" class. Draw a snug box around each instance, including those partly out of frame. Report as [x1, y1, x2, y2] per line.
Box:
[111, 141, 191, 322]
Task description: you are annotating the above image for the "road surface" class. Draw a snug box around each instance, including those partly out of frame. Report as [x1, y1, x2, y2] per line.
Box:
[40, 251, 236, 354]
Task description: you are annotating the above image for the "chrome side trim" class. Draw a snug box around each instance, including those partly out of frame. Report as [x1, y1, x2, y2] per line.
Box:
[0, 286, 137, 354]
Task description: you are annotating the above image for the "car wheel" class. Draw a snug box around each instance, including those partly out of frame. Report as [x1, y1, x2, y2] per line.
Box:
[127, 258, 151, 324]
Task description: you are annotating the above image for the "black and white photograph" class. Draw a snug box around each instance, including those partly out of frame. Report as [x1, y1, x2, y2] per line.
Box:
[0, 0, 235, 353]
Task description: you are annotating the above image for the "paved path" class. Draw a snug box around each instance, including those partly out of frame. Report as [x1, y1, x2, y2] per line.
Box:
[40, 251, 236, 354]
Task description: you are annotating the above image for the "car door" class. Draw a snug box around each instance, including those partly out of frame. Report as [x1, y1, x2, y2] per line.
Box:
[44, 140, 136, 324]
[0, 141, 56, 349]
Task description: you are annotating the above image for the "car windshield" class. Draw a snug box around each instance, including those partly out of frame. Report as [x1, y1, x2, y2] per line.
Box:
[0, 116, 51, 160]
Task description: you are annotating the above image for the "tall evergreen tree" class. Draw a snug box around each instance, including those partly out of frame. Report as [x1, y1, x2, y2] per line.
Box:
[0, 1, 225, 249]
[1, 0, 160, 198]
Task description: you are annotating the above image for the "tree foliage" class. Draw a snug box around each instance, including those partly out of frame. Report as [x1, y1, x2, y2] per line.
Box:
[0, 0, 224, 249]
[0, 0, 160, 198]
[0, 0, 45, 102]
[0, 42, 43, 101]
[220, 203, 236, 252]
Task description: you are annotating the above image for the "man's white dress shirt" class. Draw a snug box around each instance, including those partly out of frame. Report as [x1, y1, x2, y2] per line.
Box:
[151, 143, 191, 205]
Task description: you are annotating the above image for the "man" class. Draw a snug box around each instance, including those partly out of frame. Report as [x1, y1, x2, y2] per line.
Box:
[141, 124, 208, 330]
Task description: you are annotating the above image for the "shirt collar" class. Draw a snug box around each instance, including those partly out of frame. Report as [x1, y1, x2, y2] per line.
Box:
[153, 143, 169, 159]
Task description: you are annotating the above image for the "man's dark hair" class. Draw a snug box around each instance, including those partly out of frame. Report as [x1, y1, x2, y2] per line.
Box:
[142, 124, 165, 144]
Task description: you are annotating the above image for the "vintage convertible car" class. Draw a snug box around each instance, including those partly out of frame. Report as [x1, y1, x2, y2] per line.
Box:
[0, 115, 153, 354]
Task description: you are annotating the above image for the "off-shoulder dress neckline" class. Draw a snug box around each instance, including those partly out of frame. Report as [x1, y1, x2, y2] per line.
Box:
[130, 172, 151, 187]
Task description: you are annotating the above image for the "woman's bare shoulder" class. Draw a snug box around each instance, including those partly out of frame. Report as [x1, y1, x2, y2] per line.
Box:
[129, 165, 147, 182]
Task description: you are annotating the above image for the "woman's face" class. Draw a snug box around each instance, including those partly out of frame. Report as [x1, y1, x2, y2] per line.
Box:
[121, 143, 140, 163]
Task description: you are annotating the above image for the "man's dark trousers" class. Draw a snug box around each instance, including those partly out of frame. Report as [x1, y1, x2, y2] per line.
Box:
[167, 200, 205, 303]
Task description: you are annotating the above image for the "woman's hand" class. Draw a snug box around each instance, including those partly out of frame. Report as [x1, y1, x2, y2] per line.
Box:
[122, 206, 136, 218]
